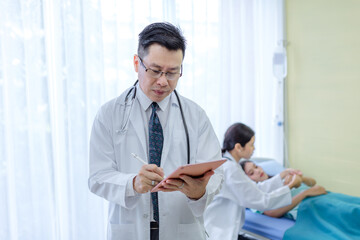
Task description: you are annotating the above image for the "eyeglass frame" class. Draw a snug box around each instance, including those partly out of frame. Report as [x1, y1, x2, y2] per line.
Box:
[138, 56, 183, 81]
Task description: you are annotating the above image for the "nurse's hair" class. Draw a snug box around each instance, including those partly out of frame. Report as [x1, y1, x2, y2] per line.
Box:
[221, 123, 255, 154]
[138, 22, 187, 59]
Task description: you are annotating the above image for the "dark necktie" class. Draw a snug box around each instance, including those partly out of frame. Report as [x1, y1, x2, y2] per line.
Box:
[149, 102, 163, 223]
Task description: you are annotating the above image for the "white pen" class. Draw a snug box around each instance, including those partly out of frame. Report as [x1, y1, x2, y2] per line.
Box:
[131, 153, 166, 179]
[131, 153, 148, 165]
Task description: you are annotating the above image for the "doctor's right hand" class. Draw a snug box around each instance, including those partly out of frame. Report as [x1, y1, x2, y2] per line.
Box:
[133, 164, 164, 193]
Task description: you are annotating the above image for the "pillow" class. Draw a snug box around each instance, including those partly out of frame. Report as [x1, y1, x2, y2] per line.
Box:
[250, 157, 284, 176]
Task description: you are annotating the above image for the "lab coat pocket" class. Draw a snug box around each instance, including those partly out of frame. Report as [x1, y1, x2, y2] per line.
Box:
[109, 223, 135, 240]
[177, 222, 203, 240]
[169, 129, 188, 161]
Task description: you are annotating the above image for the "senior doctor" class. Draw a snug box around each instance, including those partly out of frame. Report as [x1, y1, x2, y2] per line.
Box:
[88, 22, 223, 240]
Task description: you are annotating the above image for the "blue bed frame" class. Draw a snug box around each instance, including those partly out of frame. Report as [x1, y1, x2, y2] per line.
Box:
[242, 209, 295, 240]
[240, 158, 295, 240]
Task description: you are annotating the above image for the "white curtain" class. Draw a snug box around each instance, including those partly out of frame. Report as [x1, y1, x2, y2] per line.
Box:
[0, 0, 285, 239]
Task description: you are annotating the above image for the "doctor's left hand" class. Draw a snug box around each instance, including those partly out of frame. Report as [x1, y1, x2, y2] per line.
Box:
[159, 170, 214, 200]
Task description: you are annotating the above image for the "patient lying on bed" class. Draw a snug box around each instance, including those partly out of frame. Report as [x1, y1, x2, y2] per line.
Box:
[241, 160, 360, 239]
[240, 160, 327, 219]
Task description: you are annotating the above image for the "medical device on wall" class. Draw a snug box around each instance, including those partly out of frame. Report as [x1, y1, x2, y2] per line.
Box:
[122, 80, 190, 164]
[273, 40, 288, 79]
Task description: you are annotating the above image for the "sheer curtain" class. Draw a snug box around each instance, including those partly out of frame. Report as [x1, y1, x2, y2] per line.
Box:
[0, 0, 285, 239]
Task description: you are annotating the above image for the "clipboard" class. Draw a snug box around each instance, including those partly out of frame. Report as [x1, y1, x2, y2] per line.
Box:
[151, 159, 226, 192]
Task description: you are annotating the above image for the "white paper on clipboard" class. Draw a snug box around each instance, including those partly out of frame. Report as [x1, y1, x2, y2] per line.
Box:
[151, 159, 226, 192]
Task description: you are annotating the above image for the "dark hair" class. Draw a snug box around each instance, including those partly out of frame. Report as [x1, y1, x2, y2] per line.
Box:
[221, 123, 255, 154]
[239, 160, 252, 171]
[240, 160, 272, 179]
[138, 22, 187, 59]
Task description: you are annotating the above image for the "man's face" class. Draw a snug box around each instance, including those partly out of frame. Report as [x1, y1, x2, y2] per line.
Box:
[134, 43, 183, 102]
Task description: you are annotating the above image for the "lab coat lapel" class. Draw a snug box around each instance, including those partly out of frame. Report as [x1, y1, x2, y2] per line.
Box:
[129, 101, 147, 158]
[161, 96, 178, 166]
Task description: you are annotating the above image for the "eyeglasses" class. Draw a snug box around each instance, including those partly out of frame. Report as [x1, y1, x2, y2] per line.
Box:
[138, 56, 182, 81]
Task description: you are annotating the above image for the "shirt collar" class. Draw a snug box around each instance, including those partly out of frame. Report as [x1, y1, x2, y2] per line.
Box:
[223, 151, 236, 162]
[136, 84, 171, 112]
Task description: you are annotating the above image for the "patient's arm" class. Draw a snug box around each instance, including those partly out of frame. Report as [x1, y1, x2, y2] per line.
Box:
[284, 175, 316, 187]
[286, 174, 302, 189]
[280, 168, 303, 179]
[263, 185, 327, 218]
[304, 185, 327, 196]
[302, 176, 316, 186]
[280, 168, 315, 186]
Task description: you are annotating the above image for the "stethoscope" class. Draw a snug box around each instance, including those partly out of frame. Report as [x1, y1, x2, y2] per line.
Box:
[121, 80, 190, 164]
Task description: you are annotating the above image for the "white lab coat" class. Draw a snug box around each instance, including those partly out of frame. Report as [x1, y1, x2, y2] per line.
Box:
[204, 152, 292, 240]
[88, 86, 223, 240]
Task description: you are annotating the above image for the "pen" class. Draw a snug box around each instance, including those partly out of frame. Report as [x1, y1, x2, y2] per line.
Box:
[131, 153, 165, 180]
[131, 153, 148, 165]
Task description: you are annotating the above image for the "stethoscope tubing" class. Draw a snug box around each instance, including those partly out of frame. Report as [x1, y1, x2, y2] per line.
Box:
[124, 80, 190, 165]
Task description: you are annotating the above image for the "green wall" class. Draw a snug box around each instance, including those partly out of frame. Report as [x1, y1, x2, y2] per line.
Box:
[286, 0, 360, 197]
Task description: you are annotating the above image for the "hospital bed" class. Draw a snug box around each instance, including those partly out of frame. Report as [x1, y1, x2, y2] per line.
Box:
[240, 158, 295, 240]
[241, 209, 295, 240]
[240, 158, 360, 240]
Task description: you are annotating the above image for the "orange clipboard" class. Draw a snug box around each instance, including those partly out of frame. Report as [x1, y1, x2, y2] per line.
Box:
[151, 159, 226, 192]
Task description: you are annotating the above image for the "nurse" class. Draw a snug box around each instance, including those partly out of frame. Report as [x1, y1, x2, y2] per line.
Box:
[204, 122, 302, 240]
[88, 22, 223, 240]
[240, 160, 327, 219]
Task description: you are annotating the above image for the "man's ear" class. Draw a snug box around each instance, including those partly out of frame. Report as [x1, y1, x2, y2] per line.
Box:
[134, 55, 139, 72]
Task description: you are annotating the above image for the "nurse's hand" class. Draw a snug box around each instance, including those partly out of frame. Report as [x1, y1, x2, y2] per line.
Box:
[133, 164, 164, 194]
[159, 170, 214, 200]
[280, 168, 303, 179]
[286, 174, 302, 189]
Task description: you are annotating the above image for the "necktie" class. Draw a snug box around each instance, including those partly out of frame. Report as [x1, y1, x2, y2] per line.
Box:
[149, 102, 163, 223]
